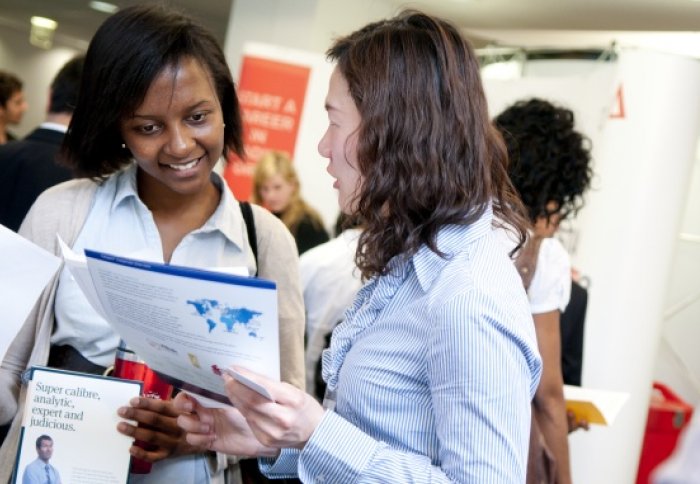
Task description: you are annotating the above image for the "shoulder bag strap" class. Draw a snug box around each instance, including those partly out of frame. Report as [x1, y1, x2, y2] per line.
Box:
[239, 201, 258, 275]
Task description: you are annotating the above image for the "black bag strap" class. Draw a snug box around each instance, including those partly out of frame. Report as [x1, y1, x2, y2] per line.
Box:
[239, 201, 258, 275]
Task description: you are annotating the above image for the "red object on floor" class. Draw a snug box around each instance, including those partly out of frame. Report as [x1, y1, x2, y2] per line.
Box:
[635, 382, 694, 484]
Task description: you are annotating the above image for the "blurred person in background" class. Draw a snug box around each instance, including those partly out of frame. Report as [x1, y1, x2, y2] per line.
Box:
[0, 56, 84, 232]
[495, 97, 594, 484]
[252, 151, 329, 254]
[300, 213, 362, 400]
[0, 70, 28, 144]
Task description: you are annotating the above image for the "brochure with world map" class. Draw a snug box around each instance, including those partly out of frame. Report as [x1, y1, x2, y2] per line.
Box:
[62, 244, 279, 406]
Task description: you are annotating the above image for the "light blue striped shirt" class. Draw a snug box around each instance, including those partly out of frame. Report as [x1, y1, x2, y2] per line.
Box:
[262, 208, 542, 482]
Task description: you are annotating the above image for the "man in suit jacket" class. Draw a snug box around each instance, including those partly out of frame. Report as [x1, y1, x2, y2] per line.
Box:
[0, 56, 84, 232]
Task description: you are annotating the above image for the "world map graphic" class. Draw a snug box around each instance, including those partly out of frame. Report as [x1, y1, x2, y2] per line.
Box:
[187, 299, 263, 338]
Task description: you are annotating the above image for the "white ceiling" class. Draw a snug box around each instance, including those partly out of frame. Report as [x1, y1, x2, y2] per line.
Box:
[0, 0, 232, 49]
[396, 0, 700, 32]
[397, 0, 700, 56]
[1, 0, 700, 54]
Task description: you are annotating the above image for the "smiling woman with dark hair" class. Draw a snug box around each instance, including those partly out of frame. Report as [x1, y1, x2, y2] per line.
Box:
[0, 5, 304, 483]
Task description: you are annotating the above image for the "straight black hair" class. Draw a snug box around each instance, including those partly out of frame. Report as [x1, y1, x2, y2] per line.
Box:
[62, 5, 243, 178]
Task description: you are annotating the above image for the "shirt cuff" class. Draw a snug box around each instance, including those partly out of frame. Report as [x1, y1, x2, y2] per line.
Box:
[259, 448, 301, 478]
[297, 410, 381, 483]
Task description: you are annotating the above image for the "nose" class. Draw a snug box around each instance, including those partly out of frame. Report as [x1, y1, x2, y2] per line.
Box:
[164, 124, 195, 158]
[318, 128, 330, 159]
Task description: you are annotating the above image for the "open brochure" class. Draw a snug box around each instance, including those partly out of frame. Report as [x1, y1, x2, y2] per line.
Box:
[59, 237, 279, 405]
[12, 366, 141, 483]
[564, 384, 630, 426]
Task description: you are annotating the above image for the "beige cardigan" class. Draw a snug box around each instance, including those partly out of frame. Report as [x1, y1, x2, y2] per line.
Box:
[0, 178, 305, 481]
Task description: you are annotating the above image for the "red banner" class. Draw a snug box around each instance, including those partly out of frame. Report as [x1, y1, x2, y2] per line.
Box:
[224, 56, 311, 201]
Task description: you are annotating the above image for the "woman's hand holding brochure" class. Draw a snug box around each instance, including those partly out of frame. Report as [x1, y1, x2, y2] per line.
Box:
[174, 367, 325, 455]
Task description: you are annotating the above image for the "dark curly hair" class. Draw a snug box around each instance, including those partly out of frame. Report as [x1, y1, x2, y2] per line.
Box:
[494, 98, 593, 223]
[61, 4, 243, 178]
[328, 11, 528, 279]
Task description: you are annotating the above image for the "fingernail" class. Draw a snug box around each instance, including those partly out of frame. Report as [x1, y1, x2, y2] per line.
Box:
[117, 407, 128, 417]
[130, 397, 141, 406]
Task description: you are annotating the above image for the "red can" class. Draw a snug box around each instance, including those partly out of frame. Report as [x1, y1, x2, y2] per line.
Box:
[113, 344, 173, 474]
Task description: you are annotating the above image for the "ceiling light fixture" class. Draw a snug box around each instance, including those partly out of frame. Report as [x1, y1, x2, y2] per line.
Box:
[89, 1, 119, 14]
[29, 16, 57, 49]
[30, 16, 57, 30]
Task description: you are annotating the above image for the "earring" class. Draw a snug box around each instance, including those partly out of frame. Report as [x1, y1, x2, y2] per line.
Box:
[121, 143, 126, 149]
[222, 123, 226, 128]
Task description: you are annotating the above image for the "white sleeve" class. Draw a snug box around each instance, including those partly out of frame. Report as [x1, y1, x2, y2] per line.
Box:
[528, 237, 572, 314]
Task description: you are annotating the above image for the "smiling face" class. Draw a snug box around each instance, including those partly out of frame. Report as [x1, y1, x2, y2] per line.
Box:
[318, 67, 363, 214]
[120, 56, 224, 204]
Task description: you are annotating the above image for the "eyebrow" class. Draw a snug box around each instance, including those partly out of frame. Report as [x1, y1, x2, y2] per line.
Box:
[132, 99, 213, 118]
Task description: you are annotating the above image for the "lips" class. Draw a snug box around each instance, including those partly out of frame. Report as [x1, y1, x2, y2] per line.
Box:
[162, 156, 203, 171]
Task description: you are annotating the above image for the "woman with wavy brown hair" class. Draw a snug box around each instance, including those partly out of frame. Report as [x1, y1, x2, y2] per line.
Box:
[174, 10, 542, 482]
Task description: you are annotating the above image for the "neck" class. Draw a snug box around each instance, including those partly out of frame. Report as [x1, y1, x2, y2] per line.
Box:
[0, 120, 7, 143]
[137, 169, 220, 216]
[44, 112, 72, 127]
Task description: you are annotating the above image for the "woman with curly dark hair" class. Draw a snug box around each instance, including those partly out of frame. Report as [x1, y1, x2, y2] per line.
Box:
[174, 10, 543, 482]
[495, 98, 594, 484]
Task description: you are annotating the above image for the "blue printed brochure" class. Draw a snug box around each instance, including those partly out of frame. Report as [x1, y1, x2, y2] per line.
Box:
[62, 243, 279, 406]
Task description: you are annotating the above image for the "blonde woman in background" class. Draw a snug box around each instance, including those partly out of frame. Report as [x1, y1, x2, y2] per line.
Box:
[252, 151, 329, 254]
